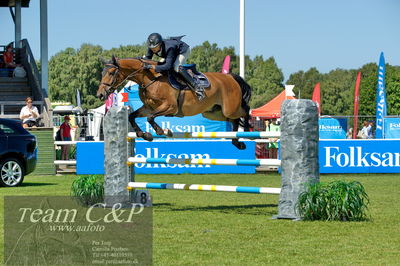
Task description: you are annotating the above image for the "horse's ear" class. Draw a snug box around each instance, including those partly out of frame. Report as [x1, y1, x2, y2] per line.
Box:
[112, 55, 119, 67]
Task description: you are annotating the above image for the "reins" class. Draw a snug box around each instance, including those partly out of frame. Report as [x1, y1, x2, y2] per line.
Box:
[101, 59, 159, 92]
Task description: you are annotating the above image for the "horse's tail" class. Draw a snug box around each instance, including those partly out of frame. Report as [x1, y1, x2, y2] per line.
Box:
[230, 73, 251, 111]
[230, 73, 252, 129]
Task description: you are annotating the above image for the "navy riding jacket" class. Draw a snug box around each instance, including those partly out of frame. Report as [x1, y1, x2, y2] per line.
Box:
[144, 39, 189, 73]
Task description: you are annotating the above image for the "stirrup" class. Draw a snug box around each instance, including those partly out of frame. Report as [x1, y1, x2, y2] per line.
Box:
[194, 87, 206, 101]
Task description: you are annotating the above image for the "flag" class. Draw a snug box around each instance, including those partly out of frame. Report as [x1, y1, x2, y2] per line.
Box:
[352, 72, 361, 139]
[221, 55, 230, 74]
[76, 88, 81, 107]
[285, 85, 295, 97]
[375, 52, 386, 138]
[121, 93, 128, 102]
[312, 83, 321, 115]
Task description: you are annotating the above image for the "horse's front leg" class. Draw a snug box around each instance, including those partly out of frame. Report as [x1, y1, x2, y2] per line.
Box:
[128, 106, 154, 141]
[147, 115, 173, 137]
[147, 104, 177, 137]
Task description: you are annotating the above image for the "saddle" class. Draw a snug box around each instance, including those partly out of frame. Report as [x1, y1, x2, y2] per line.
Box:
[167, 64, 210, 90]
[166, 64, 210, 118]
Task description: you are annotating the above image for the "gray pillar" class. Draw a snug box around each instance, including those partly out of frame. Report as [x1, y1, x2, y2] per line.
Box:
[103, 106, 133, 206]
[14, 0, 21, 48]
[40, 0, 49, 96]
[276, 99, 319, 220]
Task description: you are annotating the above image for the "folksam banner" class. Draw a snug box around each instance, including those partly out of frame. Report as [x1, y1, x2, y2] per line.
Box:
[319, 118, 347, 139]
[384, 117, 400, 139]
[124, 83, 231, 132]
[375, 52, 387, 138]
[76, 140, 256, 175]
[320, 139, 400, 173]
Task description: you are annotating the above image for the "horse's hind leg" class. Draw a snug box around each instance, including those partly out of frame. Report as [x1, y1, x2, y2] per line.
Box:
[231, 118, 246, 150]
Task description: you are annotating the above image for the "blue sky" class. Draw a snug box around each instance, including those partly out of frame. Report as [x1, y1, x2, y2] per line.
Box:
[1, 0, 399, 80]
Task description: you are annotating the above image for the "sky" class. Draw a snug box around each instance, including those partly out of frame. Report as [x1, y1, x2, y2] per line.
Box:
[1, 0, 399, 80]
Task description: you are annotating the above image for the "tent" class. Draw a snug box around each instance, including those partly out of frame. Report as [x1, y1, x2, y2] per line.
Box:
[250, 89, 296, 118]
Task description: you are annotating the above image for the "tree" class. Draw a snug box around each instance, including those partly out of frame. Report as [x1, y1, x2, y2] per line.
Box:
[246, 56, 284, 108]
[287, 67, 322, 100]
[47, 41, 400, 117]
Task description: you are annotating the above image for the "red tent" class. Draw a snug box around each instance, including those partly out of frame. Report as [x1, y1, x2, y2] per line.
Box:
[250, 90, 296, 118]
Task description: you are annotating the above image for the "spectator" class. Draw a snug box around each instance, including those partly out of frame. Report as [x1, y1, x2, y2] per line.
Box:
[346, 127, 353, 139]
[60, 116, 72, 160]
[19, 97, 39, 128]
[3, 44, 17, 68]
[360, 121, 369, 139]
[368, 121, 374, 139]
[266, 118, 280, 158]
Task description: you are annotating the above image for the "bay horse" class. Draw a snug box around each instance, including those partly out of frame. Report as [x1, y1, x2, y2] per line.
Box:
[97, 56, 252, 149]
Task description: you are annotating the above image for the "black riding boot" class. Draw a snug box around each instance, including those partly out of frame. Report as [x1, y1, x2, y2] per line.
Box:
[179, 68, 206, 101]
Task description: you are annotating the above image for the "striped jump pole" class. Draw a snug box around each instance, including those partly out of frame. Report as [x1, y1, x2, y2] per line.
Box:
[128, 182, 281, 195]
[127, 131, 280, 140]
[127, 157, 281, 167]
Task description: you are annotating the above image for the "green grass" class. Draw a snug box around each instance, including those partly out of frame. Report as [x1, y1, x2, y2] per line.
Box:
[0, 173, 399, 265]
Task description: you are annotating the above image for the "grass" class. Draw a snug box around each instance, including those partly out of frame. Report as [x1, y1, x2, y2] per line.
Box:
[0, 173, 399, 265]
[297, 180, 370, 221]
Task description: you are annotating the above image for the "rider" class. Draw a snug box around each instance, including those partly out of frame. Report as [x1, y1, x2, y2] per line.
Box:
[142, 33, 206, 101]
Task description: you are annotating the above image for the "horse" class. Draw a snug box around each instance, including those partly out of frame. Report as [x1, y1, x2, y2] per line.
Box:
[97, 56, 252, 149]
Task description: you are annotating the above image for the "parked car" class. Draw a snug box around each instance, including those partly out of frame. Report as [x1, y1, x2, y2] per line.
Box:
[0, 118, 37, 187]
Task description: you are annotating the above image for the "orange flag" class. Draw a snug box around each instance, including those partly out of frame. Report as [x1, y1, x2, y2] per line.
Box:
[121, 92, 128, 103]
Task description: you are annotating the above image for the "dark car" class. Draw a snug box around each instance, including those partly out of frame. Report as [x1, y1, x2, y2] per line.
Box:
[0, 118, 37, 187]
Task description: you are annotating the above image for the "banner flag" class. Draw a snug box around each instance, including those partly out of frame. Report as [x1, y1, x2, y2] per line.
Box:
[375, 52, 387, 138]
[221, 55, 231, 74]
[312, 82, 321, 115]
[352, 72, 361, 139]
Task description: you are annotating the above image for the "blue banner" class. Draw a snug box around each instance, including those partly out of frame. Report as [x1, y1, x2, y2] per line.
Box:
[77, 140, 256, 175]
[319, 118, 347, 139]
[124, 84, 231, 133]
[384, 118, 400, 139]
[320, 139, 400, 173]
[375, 52, 387, 138]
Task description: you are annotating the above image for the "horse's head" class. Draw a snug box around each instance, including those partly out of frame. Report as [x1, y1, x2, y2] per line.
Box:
[97, 55, 123, 101]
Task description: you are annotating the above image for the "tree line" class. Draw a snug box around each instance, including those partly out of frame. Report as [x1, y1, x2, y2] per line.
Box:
[48, 42, 400, 116]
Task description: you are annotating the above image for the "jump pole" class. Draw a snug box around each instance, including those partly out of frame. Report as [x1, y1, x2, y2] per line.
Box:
[128, 182, 281, 194]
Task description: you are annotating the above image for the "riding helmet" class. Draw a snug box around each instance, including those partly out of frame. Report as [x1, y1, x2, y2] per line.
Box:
[147, 33, 163, 48]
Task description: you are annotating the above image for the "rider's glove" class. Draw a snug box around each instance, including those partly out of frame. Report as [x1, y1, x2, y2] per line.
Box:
[143, 63, 153, 70]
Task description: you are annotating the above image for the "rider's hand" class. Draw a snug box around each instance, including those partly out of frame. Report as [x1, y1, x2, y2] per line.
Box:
[143, 63, 153, 70]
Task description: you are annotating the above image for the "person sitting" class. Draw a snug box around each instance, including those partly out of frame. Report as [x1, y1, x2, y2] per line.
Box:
[19, 97, 39, 128]
[3, 44, 17, 69]
[142, 33, 206, 101]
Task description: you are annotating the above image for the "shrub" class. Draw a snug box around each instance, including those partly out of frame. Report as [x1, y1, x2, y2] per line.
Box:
[71, 175, 104, 206]
[297, 180, 369, 221]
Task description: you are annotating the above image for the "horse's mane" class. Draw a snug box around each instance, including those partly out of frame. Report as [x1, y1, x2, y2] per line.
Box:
[122, 57, 158, 65]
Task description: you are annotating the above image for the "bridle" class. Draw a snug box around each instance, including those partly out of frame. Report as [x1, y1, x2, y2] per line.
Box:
[100, 59, 160, 95]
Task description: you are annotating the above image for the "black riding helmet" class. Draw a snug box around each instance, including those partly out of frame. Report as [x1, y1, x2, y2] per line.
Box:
[147, 33, 163, 49]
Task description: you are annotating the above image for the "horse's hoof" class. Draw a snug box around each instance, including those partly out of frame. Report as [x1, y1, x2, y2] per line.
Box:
[143, 132, 154, 141]
[136, 131, 144, 138]
[155, 128, 164, 136]
[164, 128, 173, 137]
[232, 140, 246, 150]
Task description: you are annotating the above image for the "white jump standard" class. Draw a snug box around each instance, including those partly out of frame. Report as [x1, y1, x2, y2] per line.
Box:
[128, 182, 281, 194]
